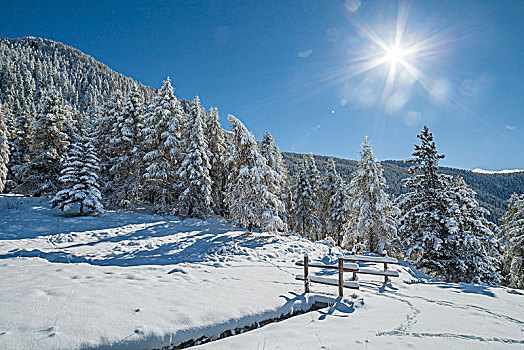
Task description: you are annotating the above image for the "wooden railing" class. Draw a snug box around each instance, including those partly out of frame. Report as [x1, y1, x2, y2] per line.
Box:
[295, 255, 359, 296]
[343, 254, 399, 283]
[295, 253, 399, 296]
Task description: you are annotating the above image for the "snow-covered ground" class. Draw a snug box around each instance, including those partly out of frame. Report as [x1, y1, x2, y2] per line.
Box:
[1, 194, 523, 349]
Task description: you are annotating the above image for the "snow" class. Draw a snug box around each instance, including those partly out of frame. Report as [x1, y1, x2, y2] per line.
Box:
[1, 194, 523, 349]
[196, 278, 524, 349]
[344, 254, 398, 264]
[472, 168, 524, 174]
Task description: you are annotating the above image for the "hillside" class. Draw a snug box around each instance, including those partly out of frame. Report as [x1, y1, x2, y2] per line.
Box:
[1, 195, 523, 349]
[0, 37, 153, 114]
[283, 153, 524, 223]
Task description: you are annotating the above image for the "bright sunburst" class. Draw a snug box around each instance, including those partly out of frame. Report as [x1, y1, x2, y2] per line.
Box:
[340, 2, 452, 112]
[384, 45, 407, 65]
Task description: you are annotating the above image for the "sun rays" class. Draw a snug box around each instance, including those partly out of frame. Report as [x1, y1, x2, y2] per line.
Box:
[341, 2, 452, 112]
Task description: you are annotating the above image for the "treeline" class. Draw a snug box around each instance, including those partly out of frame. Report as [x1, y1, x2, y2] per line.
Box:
[283, 155, 524, 224]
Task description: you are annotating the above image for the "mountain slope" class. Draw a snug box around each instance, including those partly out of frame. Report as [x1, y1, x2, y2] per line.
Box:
[0, 37, 153, 114]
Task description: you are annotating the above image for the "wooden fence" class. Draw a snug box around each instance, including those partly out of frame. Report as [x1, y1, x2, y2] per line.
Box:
[295, 254, 399, 296]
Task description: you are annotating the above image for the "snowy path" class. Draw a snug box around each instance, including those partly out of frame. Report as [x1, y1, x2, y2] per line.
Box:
[1, 195, 523, 349]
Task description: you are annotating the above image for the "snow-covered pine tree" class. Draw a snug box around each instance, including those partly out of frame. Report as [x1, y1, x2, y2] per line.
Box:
[0, 111, 9, 192]
[344, 137, 399, 254]
[303, 153, 322, 236]
[259, 131, 292, 221]
[51, 126, 102, 215]
[397, 126, 461, 280]
[319, 157, 341, 240]
[8, 102, 33, 187]
[447, 177, 502, 284]
[260, 132, 285, 174]
[306, 153, 321, 197]
[326, 163, 351, 246]
[501, 193, 524, 289]
[23, 87, 74, 195]
[205, 107, 227, 215]
[95, 89, 123, 194]
[142, 77, 183, 212]
[293, 157, 322, 239]
[226, 115, 285, 232]
[179, 97, 204, 152]
[107, 86, 144, 207]
[1, 101, 16, 140]
[174, 97, 212, 218]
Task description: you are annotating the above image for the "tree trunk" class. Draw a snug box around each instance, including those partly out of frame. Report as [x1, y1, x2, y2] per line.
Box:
[248, 223, 253, 232]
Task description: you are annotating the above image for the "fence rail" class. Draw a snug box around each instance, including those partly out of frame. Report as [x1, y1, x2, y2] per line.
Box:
[295, 253, 400, 296]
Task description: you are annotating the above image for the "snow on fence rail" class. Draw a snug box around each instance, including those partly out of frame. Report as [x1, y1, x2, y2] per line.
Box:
[295, 255, 359, 297]
[343, 254, 399, 283]
[295, 253, 399, 296]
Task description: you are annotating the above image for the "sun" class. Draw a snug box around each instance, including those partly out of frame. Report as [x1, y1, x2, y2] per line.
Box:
[384, 45, 406, 65]
[338, 2, 447, 109]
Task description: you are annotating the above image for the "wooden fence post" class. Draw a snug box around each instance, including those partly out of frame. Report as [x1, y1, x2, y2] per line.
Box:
[352, 260, 357, 281]
[384, 262, 388, 283]
[338, 257, 344, 297]
[304, 255, 310, 293]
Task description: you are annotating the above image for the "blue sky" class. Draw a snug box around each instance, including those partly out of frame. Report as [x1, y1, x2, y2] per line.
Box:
[1, 0, 523, 170]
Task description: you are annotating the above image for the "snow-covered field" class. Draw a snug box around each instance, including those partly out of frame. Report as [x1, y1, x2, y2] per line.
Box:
[1, 194, 523, 349]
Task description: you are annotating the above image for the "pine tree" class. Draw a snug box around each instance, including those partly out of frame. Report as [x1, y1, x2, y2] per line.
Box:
[2, 101, 16, 140]
[9, 102, 33, 187]
[0, 112, 9, 192]
[259, 131, 291, 221]
[319, 157, 342, 240]
[174, 97, 212, 218]
[306, 153, 321, 196]
[96, 89, 123, 194]
[301, 153, 322, 237]
[397, 126, 460, 280]
[24, 87, 74, 195]
[107, 86, 144, 207]
[501, 193, 524, 289]
[51, 128, 102, 215]
[327, 167, 351, 246]
[226, 115, 285, 232]
[205, 107, 227, 215]
[345, 137, 399, 254]
[260, 132, 285, 174]
[142, 77, 183, 212]
[447, 177, 502, 284]
[293, 157, 322, 239]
